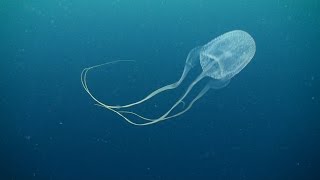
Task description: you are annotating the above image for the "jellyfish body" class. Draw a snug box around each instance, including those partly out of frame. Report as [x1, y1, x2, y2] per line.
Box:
[81, 30, 256, 126]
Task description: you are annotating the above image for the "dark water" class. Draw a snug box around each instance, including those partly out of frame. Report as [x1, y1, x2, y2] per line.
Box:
[1, 0, 320, 179]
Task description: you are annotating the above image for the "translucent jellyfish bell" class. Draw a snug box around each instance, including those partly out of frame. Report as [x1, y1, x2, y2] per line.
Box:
[200, 30, 256, 80]
[81, 30, 256, 126]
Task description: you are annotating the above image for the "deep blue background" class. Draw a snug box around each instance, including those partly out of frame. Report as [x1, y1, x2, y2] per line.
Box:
[1, 0, 320, 179]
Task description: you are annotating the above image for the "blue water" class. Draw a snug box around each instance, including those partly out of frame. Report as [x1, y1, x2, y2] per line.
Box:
[1, 0, 320, 179]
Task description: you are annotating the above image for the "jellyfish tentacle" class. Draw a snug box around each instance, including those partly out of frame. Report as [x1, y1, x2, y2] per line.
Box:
[81, 60, 135, 109]
[112, 67, 190, 109]
[118, 78, 211, 125]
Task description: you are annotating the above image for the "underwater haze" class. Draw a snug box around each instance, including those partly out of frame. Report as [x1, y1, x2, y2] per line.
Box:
[1, 0, 320, 179]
